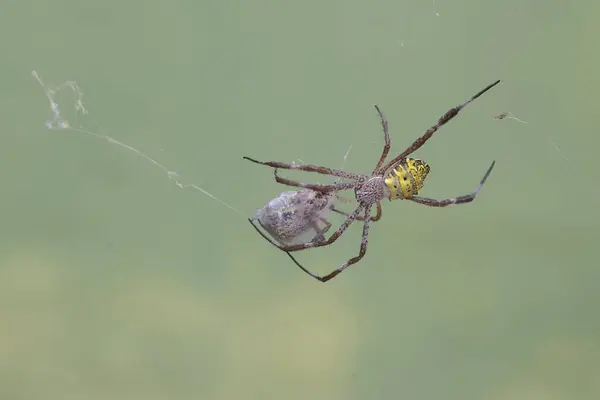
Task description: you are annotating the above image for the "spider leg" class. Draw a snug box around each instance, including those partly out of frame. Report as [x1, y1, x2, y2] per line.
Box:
[335, 194, 354, 204]
[243, 156, 365, 181]
[317, 217, 332, 234]
[331, 206, 356, 219]
[381, 80, 501, 173]
[273, 169, 357, 192]
[312, 204, 373, 283]
[307, 218, 331, 243]
[248, 218, 315, 277]
[409, 160, 495, 207]
[372, 105, 391, 174]
[371, 201, 382, 222]
[331, 201, 382, 222]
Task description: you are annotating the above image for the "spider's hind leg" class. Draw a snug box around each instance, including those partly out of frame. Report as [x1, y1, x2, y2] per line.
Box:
[410, 160, 496, 207]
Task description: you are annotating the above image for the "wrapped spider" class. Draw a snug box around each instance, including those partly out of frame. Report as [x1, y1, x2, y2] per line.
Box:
[249, 189, 335, 277]
[245, 80, 500, 282]
[250, 188, 370, 278]
[251, 189, 336, 247]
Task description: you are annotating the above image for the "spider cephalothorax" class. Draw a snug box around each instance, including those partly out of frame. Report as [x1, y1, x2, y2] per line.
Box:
[245, 80, 500, 282]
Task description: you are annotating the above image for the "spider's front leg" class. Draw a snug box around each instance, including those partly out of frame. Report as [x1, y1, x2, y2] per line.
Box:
[381, 80, 501, 173]
[372, 105, 391, 175]
[273, 169, 358, 192]
[243, 156, 364, 180]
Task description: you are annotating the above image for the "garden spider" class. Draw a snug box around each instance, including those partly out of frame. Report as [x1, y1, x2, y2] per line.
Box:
[245, 80, 500, 282]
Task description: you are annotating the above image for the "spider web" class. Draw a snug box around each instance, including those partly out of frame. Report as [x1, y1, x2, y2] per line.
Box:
[31, 69, 355, 247]
[31, 70, 245, 217]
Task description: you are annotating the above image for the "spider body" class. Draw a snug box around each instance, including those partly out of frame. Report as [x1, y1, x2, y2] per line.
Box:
[245, 80, 501, 282]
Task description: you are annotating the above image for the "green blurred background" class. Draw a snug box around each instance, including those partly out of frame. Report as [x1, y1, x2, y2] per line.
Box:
[1, 0, 599, 399]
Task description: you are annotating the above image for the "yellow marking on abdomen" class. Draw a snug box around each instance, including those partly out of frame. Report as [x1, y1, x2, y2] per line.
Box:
[384, 158, 431, 200]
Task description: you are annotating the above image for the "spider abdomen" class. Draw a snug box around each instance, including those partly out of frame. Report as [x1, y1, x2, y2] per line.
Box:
[384, 158, 431, 200]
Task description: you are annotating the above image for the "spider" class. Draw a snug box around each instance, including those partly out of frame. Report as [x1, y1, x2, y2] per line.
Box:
[244, 80, 500, 282]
